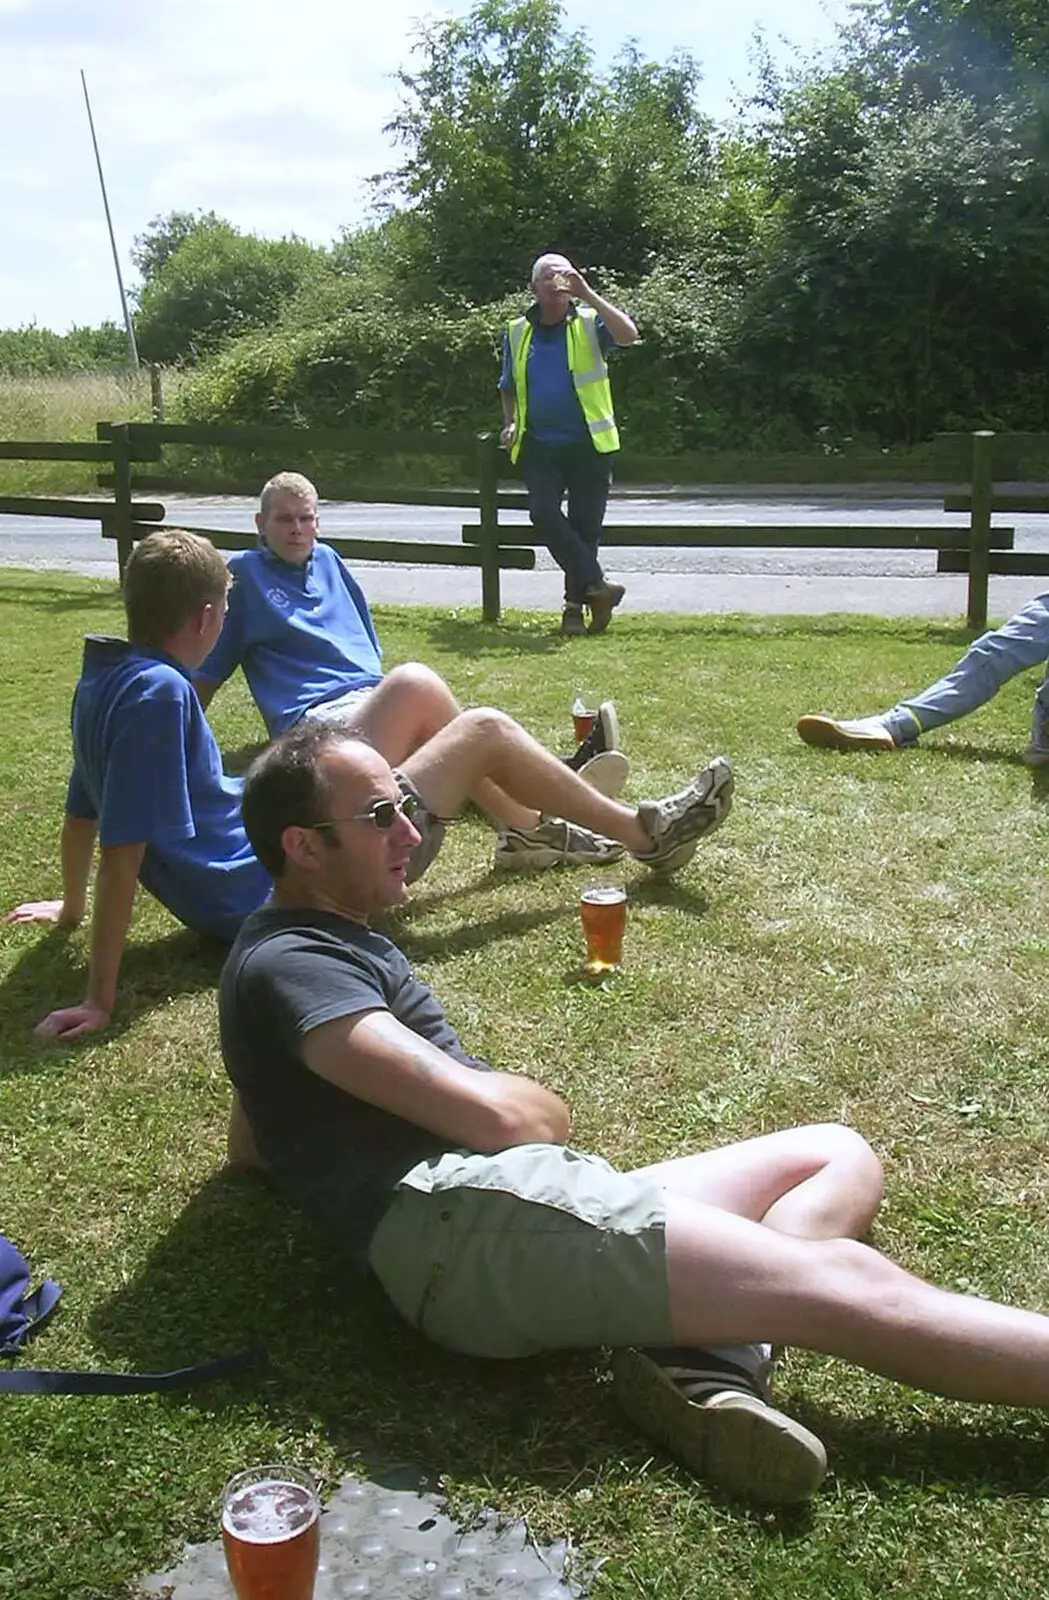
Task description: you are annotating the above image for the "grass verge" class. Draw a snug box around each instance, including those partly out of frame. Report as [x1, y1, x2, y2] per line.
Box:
[1, 575, 1048, 1597]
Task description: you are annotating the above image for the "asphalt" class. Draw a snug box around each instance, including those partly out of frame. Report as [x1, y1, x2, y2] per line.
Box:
[2, 487, 1047, 619]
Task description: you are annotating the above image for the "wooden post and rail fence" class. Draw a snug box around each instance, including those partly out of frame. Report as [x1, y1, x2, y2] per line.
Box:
[0, 423, 1047, 631]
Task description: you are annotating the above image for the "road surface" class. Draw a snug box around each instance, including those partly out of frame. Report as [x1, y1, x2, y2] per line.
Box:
[1, 491, 1046, 617]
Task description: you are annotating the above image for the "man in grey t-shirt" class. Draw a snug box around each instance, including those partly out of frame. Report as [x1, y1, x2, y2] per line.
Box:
[221, 718, 1049, 1508]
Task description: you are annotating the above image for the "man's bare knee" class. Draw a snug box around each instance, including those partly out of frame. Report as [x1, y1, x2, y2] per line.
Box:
[382, 662, 460, 713]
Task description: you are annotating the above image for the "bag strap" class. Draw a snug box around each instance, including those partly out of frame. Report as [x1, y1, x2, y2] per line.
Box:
[0, 1342, 267, 1394]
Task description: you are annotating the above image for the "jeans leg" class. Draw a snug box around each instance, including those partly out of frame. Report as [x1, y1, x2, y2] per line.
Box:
[565, 449, 614, 591]
[882, 593, 1049, 740]
[521, 442, 604, 604]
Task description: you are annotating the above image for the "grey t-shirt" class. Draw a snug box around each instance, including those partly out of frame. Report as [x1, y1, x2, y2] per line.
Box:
[219, 905, 491, 1255]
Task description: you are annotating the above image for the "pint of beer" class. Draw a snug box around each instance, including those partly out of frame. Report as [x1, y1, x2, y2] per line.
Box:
[571, 694, 598, 743]
[580, 884, 627, 975]
[221, 1464, 320, 1600]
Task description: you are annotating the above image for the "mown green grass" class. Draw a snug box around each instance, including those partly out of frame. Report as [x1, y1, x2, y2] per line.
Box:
[1, 573, 1048, 1598]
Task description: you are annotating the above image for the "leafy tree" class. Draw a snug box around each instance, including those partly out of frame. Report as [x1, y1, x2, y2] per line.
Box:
[134, 224, 328, 365]
[377, 0, 712, 301]
[130, 210, 228, 286]
[0, 321, 130, 373]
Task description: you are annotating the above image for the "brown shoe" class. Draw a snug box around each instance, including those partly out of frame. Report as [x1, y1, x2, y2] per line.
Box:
[585, 580, 626, 634]
[561, 603, 586, 637]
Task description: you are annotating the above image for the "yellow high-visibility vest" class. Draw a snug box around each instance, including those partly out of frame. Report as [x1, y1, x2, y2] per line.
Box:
[507, 306, 620, 464]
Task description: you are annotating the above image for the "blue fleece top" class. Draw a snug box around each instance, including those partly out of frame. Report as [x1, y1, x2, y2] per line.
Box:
[499, 304, 615, 446]
[65, 635, 270, 940]
[196, 542, 385, 737]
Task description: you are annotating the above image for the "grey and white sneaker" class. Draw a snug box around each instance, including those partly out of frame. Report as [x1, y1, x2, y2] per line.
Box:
[633, 756, 734, 872]
[494, 816, 625, 871]
[612, 1344, 827, 1505]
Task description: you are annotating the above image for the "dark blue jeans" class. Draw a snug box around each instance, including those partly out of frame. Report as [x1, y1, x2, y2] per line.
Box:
[519, 439, 615, 605]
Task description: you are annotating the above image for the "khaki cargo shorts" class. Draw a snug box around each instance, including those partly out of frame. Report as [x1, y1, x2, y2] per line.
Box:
[366, 1143, 671, 1359]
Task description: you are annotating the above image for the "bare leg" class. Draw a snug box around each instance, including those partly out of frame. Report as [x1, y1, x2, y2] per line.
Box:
[343, 664, 541, 830]
[664, 1194, 1049, 1406]
[636, 1123, 884, 1241]
[400, 707, 653, 854]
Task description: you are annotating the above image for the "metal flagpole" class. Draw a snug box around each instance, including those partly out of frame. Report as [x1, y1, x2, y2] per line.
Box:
[80, 68, 139, 368]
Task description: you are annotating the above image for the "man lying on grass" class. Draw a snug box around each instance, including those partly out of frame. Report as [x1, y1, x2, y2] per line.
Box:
[192, 470, 634, 868]
[222, 718, 1049, 1506]
[5, 529, 732, 1041]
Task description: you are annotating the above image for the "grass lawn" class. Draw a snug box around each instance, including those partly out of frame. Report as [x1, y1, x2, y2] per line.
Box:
[1, 569, 1048, 1599]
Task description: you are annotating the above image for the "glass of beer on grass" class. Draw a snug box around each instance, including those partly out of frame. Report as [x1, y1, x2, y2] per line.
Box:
[221, 1464, 320, 1600]
[580, 883, 627, 976]
[571, 692, 598, 743]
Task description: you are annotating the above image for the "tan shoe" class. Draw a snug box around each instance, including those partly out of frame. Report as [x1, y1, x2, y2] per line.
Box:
[796, 714, 896, 751]
[584, 580, 626, 634]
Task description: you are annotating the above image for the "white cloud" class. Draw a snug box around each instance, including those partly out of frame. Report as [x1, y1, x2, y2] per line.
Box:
[0, 0, 845, 330]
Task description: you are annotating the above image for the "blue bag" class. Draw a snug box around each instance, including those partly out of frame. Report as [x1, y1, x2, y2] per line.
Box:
[0, 1233, 265, 1394]
[0, 1234, 61, 1355]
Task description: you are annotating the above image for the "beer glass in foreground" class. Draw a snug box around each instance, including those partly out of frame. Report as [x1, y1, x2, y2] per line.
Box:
[580, 884, 627, 976]
[221, 1464, 320, 1600]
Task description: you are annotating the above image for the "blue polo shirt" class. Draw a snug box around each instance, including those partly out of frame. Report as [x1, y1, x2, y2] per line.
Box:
[65, 635, 270, 940]
[196, 543, 385, 737]
[499, 305, 616, 447]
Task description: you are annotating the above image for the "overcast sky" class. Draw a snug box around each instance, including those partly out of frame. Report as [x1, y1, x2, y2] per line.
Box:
[0, 0, 848, 332]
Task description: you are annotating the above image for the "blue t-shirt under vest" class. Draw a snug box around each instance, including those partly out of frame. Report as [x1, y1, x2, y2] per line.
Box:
[499, 305, 616, 446]
[196, 543, 385, 737]
[65, 635, 270, 940]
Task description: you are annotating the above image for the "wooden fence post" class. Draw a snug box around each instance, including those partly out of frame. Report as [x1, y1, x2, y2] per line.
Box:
[111, 421, 134, 578]
[476, 431, 502, 622]
[967, 430, 994, 632]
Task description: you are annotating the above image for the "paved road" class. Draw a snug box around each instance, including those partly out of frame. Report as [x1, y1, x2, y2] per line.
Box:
[2, 492, 1046, 617]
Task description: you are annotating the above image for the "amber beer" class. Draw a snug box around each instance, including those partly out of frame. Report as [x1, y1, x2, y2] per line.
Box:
[221, 1466, 320, 1600]
[580, 885, 627, 975]
[571, 696, 597, 743]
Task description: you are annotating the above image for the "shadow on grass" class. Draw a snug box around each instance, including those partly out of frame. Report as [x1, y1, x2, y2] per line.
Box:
[406, 613, 988, 653]
[91, 1173, 620, 1497]
[92, 1174, 1049, 1515]
[0, 579, 120, 614]
[390, 897, 570, 964]
[221, 739, 268, 776]
[0, 924, 227, 1074]
[793, 1400, 1049, 1501]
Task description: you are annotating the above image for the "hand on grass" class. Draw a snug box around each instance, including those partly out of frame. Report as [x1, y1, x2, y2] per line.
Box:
[6, 900, 80, 927]
[34, 1002, 111, 1042]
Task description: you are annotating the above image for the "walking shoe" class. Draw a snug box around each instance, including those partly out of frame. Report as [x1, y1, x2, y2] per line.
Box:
[494, 816, 625, 871]
[612, 1344, 827, 1505]
[632, 757, 734, 873]
[1025, 699, 1049, 765]
[796, 714, 897, 751]
[564, 700, 622, 770]
[585, 581, 626, 635]
[561, 604, 586, 638]
[576, 750, 630, 799]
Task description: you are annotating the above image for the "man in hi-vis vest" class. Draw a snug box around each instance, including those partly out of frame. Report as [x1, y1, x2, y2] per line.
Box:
[499, 253, 638, 637]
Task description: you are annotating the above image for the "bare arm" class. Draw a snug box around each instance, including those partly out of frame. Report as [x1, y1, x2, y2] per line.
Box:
[302, 1008, 571, 1151]
[34, 840, 145, 1041]
[568, 268, 639, 346]
[5, 812, 98, 927]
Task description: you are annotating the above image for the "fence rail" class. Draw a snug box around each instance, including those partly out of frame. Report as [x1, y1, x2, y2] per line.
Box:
[0, 424, 1047, 628]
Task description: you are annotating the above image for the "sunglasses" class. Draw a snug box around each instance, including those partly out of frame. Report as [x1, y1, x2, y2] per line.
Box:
[309, 792, 420, 832]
